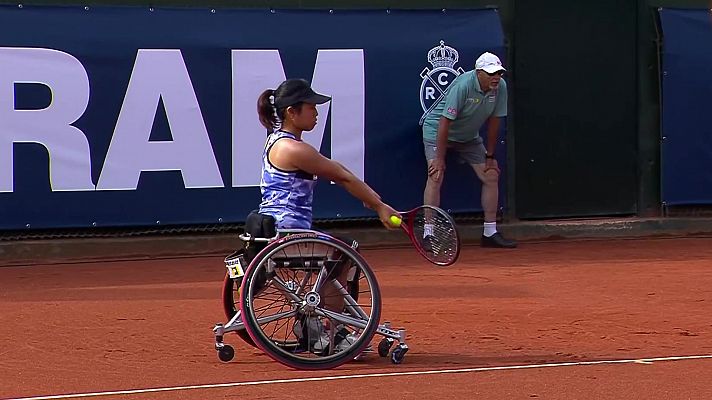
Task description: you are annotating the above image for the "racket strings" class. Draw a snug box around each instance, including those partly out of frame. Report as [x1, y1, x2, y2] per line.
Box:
[411, 208, 458, 264]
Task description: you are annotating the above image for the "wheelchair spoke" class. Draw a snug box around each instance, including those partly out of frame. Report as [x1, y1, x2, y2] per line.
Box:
[270, 275, 305, 303]
[267, 313, 296, 341]
[295, 271, 313, 296]
[251, 309, 298, 326]
[317, 307, 370, 331]
[240, 234, 383, 369]
[253, 297, 289, 317]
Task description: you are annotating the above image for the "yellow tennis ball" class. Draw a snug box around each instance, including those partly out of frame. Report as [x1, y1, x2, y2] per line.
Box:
[389, 215, 402, 227]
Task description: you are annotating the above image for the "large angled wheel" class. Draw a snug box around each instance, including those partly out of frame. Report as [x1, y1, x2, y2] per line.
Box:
[240, 232, 381, 370]
[221, 272, 255, 346]
[222, 250, 301, 350]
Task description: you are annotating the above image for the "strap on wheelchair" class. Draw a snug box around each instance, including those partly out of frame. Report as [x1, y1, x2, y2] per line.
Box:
[241, 211, 277, 261]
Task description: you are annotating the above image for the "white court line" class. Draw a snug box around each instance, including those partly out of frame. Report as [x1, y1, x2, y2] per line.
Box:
[5, 354, 712, 400]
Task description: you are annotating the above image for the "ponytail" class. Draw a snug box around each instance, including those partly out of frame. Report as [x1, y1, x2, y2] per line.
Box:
[257, 89, 277, 133]
[258, 79, 316, 133]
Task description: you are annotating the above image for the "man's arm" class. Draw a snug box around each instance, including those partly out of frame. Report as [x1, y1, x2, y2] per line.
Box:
[436, 116, 451, 161]
[484, 116, 502, 173]
[487, 79, 507, 158]
[430, 74, 465, 182]
[485, 116, 501, 157]
[428, 116, 452, 182]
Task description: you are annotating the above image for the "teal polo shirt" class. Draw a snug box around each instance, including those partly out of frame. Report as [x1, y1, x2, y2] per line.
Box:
[422, 70, 507, 143]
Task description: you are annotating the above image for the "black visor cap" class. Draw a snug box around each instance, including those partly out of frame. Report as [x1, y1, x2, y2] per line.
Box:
[274, 87, 331, 109]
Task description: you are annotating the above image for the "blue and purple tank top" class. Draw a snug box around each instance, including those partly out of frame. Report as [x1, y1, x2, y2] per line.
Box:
[258, 131, 317, 229]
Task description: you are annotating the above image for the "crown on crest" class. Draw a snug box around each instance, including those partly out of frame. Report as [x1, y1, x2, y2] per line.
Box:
[427, 40, 459, 69]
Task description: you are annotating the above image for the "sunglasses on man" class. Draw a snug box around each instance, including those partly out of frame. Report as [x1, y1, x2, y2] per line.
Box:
[485, 70, 504, 77]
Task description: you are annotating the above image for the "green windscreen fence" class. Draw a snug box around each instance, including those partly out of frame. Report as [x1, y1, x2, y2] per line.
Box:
[513, 0, 639, 219]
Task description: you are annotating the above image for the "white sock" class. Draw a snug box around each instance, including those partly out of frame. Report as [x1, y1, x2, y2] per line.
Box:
[483, 222, 497, 237]
[424, 224, 434, 238]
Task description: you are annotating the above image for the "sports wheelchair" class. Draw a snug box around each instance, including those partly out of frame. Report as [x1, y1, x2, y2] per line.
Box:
[213, 212, 408, 370]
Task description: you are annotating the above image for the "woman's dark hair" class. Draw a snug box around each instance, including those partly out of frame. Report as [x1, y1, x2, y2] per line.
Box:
[257, 79, 309, 133]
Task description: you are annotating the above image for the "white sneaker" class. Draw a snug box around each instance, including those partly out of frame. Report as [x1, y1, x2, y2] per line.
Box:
[311, 331, 332, 353]
[294, 316, 327, 346]
[335, 332, 358, 352]
[312, 329, 359, 354]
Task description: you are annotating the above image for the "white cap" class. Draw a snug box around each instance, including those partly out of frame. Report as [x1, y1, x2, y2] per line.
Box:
[475, 52, 506, 74]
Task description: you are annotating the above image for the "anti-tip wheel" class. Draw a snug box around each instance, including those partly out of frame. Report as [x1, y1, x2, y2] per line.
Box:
[218, 345, 235, 362]
[378, 338, 393, 357]
[390, 345, 408, 364]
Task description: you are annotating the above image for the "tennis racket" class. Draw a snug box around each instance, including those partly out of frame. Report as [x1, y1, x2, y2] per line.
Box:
[390, 205, 460, 266]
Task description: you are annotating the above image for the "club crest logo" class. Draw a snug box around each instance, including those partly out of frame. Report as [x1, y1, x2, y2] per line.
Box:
[419, 40, 465, 125]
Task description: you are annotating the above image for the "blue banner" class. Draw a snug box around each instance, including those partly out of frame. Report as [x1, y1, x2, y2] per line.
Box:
[660, 9, 712, 205]
[0, 6, 505, 229]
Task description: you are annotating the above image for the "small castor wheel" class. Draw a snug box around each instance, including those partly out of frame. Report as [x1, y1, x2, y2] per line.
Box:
[378, 338, 394, 357]
[390, 345, 408, 364]
[217, 345, 235, 362]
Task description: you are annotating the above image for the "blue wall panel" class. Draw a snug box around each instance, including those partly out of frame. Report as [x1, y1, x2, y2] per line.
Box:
[0, 6, 505, 228]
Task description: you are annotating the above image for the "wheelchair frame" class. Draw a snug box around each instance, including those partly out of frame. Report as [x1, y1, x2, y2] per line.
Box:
[213, 228, 409, 369]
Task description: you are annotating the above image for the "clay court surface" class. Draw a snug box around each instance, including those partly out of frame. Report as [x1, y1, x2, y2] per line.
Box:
[2, 236, 712, 399]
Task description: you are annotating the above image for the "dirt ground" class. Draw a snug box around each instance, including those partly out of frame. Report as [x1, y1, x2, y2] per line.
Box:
[2, 237, 712, 399]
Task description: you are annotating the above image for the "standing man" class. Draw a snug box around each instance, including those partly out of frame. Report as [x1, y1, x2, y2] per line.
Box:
[422, 52, 516, 248]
